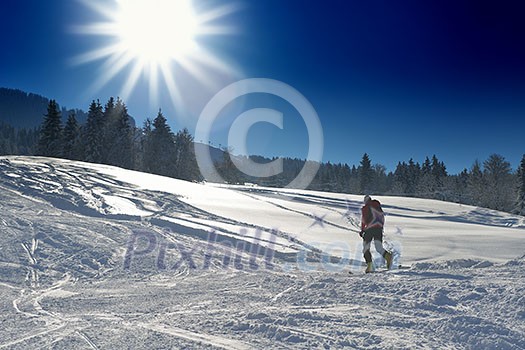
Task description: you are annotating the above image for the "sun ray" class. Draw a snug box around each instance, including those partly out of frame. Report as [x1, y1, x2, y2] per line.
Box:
[121, 61, 145, 102]
[159, 61, 184, 110]
[87, 52, 135, 93]
[197, 25, 237, 36]
[73, 0, 238, 112]
[70, 23, 119, 36]
[196, 3, 240, 26]
[148, 62, 160, 110]
[191, 47, 237, 75]
[78, 0, 116, 19]
[175, 57, 211, 86]
[70, 43, 122, 65]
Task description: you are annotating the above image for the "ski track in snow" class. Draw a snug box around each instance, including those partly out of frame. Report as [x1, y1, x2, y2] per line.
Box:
[0, 156, 524, 349]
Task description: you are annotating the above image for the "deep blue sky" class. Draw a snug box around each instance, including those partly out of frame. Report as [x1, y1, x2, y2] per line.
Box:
[1, 0, 524, 173]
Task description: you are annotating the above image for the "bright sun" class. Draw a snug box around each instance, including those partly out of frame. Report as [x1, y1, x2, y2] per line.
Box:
[73, 0, 236, 106]
[116, 0, 198, 62]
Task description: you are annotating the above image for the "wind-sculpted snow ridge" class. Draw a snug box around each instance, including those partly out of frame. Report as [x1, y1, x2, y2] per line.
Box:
[1, 156, 525, 349]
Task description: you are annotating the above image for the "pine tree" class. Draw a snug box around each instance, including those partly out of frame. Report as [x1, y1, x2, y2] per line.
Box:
[467, 160, 484, 206]
[37, 99, 63, 157]
[105, 99, 134, 169]
[483, 154, 513, 211]
[135, 118, 153, 171]
[359, 153, 374, 194]
[84, 100, 104, 163]
[431, 155, 447, 180]
[455, 169, 469, 203]
[392, 161, 408, 195]
[371, 163, 388, 194]
[515, 154, 525, 215]
[341, 164, 352, 193]
[431, 155, 447, 196]
[414, 155, 445, 199]
[143, 110, 176, 176]
[417, 156, 434, 197]
[100, 97, 116, 163]
[422, 157, 432, 176]
[104, 97, 116, 121]
[406, 158, 421, 196]
[173, 128, 200, 181]
[62, 112, 80, 160]
[116, 101, 134, 169]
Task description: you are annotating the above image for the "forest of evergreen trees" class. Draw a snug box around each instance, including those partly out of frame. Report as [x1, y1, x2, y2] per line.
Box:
[35, 97, 199, 182]
[1, 97, 524, 215]
[219, 152, 525, 215]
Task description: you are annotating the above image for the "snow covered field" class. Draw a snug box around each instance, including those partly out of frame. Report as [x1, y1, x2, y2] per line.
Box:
[1, 156, 524, 349]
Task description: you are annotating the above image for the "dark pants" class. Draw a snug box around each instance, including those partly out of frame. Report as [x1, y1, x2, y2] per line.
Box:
[362, 227, 386, 263]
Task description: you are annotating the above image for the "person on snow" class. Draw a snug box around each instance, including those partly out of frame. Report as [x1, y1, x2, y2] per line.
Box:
[360, 195, 393, 273]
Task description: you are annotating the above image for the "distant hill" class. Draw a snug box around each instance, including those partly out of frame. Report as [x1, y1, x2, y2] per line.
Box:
[0, 87, 88, 128]
[194, 142, 225, 163]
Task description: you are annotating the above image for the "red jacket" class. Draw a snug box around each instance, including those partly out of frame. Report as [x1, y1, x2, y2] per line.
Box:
[361, 199, 385, 231]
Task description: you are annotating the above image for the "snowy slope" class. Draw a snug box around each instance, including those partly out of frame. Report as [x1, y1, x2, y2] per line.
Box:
[1, 156, 524, 349]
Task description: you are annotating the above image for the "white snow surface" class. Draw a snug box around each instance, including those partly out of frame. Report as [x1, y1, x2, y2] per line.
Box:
[0, 156, 524, 349]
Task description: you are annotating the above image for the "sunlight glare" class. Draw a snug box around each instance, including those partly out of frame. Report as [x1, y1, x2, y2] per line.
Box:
[72, 0, 238, 108]
[116, 0, 198, 62]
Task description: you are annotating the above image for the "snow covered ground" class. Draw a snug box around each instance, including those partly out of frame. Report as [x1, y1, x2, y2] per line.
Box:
[0, 156, 524, 349]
